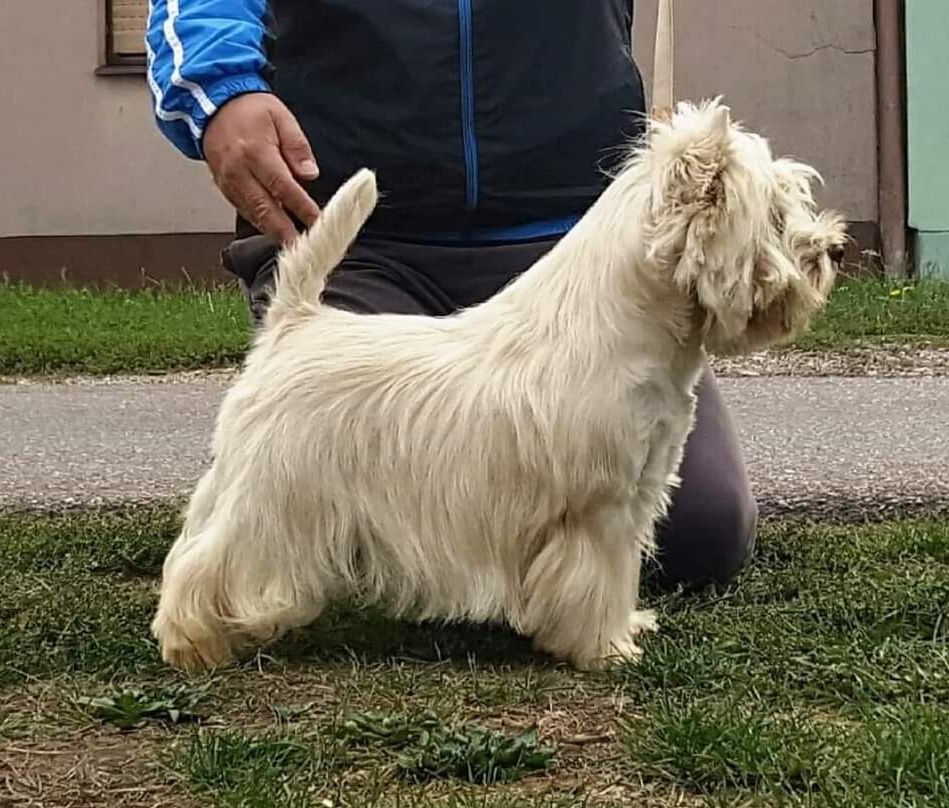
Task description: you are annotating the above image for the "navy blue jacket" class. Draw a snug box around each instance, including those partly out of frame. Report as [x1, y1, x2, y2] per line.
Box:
[147, 1, 647, 239]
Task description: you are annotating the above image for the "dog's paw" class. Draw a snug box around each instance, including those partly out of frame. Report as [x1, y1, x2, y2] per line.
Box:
[152, 614, 234, 673]
[627, 609, 659, 636]
[531, 610, 659, 671]
[567, 637, 644, 672]
[579, 612, 658, 670]
[607, 636, 646, 666]
[538, 632, 646, 672]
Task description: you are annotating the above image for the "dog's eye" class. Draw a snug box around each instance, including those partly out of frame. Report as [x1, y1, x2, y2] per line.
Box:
[828, 244, 845, 266]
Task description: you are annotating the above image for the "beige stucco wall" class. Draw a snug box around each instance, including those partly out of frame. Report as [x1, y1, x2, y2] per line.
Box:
[634, 0, 878, 222]
[0, 0, 878, 239]
[0, 0, 232, 238]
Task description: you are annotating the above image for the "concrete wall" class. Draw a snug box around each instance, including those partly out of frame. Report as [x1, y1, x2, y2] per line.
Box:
[0, 1, 878, 243]
[634, 0, 878, 224]
[0, 0, 232, 239]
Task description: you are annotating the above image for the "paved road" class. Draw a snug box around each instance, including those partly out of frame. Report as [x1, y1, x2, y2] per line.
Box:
[2, 376, 947, 520]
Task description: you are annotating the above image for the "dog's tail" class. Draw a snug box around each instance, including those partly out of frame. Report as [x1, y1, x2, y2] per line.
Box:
[265, 169, 378, 327]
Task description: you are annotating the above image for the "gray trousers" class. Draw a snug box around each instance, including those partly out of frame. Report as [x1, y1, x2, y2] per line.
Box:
[223, 234, 758, 588]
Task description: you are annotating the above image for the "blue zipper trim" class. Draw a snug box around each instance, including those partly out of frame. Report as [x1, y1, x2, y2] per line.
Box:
[363, 215, 582, 246]
[457, 0, 479, 211]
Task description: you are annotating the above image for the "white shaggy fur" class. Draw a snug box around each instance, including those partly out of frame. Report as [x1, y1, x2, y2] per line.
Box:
[153, 100, 846, 671]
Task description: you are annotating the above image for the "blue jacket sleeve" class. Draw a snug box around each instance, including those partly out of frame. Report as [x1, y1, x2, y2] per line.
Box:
[146, 0, 271, 160]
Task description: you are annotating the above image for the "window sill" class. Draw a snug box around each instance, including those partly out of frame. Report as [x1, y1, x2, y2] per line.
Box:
[95, 63, 147, 77]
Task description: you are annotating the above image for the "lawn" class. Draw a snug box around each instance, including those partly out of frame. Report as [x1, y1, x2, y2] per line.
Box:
[0, 285, 250, 376]
[1, 507, 947, 806]
[792, 279, 949, 351]
[2, 279, 949, 375]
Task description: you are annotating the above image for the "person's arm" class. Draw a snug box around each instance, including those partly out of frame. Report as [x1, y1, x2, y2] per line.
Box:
[146, 0, 320, 242]
[146, 0, 270, 159]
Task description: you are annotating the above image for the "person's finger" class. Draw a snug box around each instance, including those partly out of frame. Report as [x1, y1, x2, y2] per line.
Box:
[250, 148, 321, 228]
[272, 105, 319, 180]
[221, 169, 298, 244]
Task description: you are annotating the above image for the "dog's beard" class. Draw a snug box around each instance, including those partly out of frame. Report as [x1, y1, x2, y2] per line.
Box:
[701, 253, 838, 355]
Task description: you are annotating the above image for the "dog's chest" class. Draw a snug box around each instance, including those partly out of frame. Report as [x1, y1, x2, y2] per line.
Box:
[551, 376, 695, 492]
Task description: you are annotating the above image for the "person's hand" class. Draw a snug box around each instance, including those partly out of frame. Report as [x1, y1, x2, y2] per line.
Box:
[203, 93, 321, 244]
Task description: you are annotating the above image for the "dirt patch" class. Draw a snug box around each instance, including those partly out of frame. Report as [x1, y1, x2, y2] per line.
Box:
[0, 731, 198, 808]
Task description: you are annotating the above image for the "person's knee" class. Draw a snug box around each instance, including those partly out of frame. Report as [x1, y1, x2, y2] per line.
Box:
[656, 484, 759, 588]
[222, 236, 281, 329]
[713, 491, 759, 582]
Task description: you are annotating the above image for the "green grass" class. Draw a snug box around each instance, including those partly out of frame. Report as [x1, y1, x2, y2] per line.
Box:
[337, 711, 555, 784]
[0, 283, 249, 375]
[166, 719, 558, 807]
[169, 729, 339, 807]
[2, 279, 949, 375]
[75, 682, 212, 729]
[1, 507, 948, 806]
[795, 278, 949, 350]
[623, 700, 949, 806]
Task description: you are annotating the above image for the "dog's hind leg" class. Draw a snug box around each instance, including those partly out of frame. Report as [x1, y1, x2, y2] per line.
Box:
[518, 506, 653, 670]
[152, 525, 239, 671]
[153, 503, 334, 671]
[165, 469, 219, 568]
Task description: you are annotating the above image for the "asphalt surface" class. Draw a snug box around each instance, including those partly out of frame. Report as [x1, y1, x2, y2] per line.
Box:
[2, 375, 947, 520]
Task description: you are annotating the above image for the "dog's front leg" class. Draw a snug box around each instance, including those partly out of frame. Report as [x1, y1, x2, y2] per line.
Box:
[626, 538, 659, 640]
[519, 505, 654, 670]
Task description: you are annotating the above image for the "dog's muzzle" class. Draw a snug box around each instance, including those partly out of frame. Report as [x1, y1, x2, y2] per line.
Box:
[828, 244, 846, 267]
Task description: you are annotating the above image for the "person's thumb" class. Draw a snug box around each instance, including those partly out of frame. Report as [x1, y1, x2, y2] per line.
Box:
[273, 104, 319, 180]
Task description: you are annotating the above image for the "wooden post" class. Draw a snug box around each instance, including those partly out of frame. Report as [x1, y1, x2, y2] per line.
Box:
[875, 0, 907, 278]
[651, 0, 675, 120]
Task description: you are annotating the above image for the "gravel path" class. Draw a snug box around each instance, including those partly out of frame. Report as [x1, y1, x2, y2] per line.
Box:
[2, 367, 947, 521]
[710, 345, 949, 378]
[4, 345, 947, 388]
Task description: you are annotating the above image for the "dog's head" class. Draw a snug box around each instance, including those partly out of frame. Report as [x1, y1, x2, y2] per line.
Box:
[639, 99, 847, 354]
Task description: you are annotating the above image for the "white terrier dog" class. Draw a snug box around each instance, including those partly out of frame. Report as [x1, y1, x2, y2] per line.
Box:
[153, 100, 846, 671]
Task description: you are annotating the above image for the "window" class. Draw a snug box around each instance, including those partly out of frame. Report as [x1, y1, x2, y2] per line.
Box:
[105, 0, 148, 67]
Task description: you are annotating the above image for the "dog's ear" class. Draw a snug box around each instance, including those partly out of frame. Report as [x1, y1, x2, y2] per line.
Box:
[649, 100, 732, 215]
[646, 101, 754, 343]
[645, 101, 735, 277]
